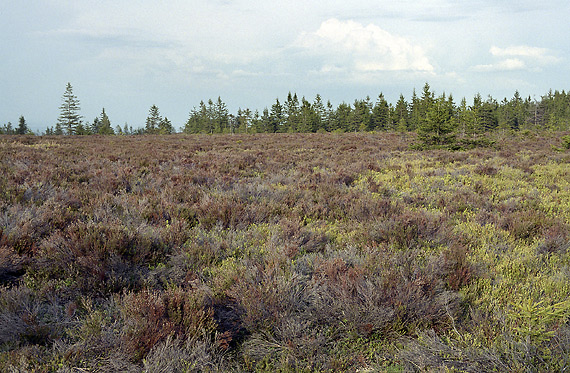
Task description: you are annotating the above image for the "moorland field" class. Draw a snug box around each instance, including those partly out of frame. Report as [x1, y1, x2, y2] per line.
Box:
[1, 132, 570, 371]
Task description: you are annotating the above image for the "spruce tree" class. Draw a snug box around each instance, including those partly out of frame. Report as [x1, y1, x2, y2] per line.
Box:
[159, 117, 174, 134]
[75, 122, 88, 135]
[57, 83, 83, 135]
[250, 110, 262, 133]
[213, 97, 229, 133]
[184, 108, 201, 134]
[91, 117, 100, 134]
[334, 102, 352, 132]
[409, 89, 421, 131]
[312, 94, 325, 131]
[237, 108, 252, 133]
[98, 108, 114, 135]
[284, 92, 300, 132]
[394, 94, 409, 130]
[199, 101, 210, 133]
[145, 105, 161, 134]
[351, 99, 372, 132]
[16, 116, 28, 135]
[3, 122, 14, 135]
[324, 100, 334, 132]
[372, 93, 390, 131]
[270, 99, 283, 133]
[299, 97, 319, 132]
[54, 122, 63, 135]
[417, 95, 456, 146]
[418, 82, 434, 130]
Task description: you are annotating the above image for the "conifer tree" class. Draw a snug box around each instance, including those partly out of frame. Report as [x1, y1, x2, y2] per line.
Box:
[57, 83, 83, 135]
[418, 82, 434, 130]
[312, 94, 326, 131]
[97, 108, 114, 135]
[199, 101, 210, 133]
[75, 122, 88, 135]
[350, 98, 372, 132]
[213, 97, 229, 133]
[159, 117, 174, 134]
[184, 107, 201, 134]
[16, 116, 28, 135]
[298, 97, 319, 132]
[236, 108, 253, 133]
[417, 95, 455, 146]
[334, 102, 352, 132]
[54, 121, 63, 135]
[90, 117, 100, 134]
[372, 93, 390, 131]
[324, 100, 334, 131]
[260, 108, 271, 133]
[284, 92, 300, 132]
[409, 89, 421, 131]
[145, 105, 161, 134]
[456, 97, 475, 136]
[393, 94, 409, 130]
[270, 99, 283, 133]
[477, 96, 499, 132]
[2, 122, 14, 135]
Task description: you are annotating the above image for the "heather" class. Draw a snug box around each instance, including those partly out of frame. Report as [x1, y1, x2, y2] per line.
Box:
[1, 132, 570, 371]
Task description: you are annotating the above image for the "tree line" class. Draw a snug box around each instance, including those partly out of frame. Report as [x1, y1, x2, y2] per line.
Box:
[0, 115, 31, 135]
[3, 82, 570, 137]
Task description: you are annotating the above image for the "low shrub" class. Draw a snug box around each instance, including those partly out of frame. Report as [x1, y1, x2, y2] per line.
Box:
[120, 286, 217, 361]
[2, 133, 570, 370]
[561, 135, 570, 149]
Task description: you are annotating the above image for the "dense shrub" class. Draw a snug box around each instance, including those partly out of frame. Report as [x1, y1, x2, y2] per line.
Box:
[121, 287, 216, 361]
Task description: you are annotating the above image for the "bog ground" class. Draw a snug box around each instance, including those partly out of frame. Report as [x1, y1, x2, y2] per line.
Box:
[1, 132, 570, 372]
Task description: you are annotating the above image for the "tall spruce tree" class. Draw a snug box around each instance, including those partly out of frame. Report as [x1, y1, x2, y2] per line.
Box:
[57, 83, 83, 135]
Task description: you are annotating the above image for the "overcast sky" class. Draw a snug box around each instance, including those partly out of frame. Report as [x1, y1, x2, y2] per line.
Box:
[2, 0, 569, 132]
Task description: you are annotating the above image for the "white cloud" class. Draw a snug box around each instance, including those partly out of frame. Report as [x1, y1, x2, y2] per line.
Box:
[296, 18, 434, 74]
[490, 45, 560, 64]
[473, 45, 560, 72]
[473, 58, 526, 72]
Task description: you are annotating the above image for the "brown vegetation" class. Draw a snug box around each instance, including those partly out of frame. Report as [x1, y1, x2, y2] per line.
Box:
[1, 132, 570, 371]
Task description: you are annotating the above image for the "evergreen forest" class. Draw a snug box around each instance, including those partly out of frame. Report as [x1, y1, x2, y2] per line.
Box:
[3, 83, 570, 138]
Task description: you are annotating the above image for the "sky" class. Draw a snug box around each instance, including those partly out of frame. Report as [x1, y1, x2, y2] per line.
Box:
[1, 0, 569, 132]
